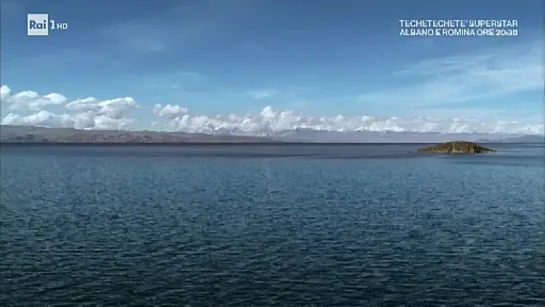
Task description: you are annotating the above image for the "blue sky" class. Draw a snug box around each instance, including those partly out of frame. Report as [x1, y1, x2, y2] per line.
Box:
[0, 0, 543, 134]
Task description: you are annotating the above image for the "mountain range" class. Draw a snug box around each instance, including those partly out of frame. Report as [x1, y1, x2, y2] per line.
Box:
[0, 125, 542, 144]
[0, 125, 278, 144]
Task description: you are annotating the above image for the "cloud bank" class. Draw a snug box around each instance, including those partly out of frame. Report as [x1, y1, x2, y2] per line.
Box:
[1, 85, 135, 130]
[1, 84, 542, 136]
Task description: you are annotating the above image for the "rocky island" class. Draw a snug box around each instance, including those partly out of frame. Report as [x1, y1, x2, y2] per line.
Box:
[417, 141, 496, 154]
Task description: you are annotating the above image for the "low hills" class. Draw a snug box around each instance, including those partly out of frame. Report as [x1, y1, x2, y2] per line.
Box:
[0, 125, 542, 144]
[0, 125, 279, 144]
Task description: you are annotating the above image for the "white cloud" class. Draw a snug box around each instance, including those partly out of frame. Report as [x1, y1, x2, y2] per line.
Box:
[1, 84, 543, 135]
[0, 85, 11, 101]
[2, 110, 73, 127]
[1, 85, 136, 130]
[153, 103, 188, 119]
[358, 40, 542, 106]
[93, 115, 135, 130]
[65, 96, 135, 119]
[152, 104, 543, 135]
[1, 86, 68, 111]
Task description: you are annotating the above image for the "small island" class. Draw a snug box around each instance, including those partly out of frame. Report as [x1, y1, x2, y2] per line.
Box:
[417, 141, 496, 154]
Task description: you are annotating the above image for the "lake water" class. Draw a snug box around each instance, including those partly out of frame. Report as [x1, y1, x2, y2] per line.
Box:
[1, 144, 544, 306]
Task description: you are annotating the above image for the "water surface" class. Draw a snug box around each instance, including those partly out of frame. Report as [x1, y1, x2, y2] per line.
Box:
[1, 144, 544, 306]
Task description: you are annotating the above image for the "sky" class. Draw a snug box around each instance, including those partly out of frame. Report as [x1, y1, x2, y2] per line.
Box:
[0, 0, 544, 135]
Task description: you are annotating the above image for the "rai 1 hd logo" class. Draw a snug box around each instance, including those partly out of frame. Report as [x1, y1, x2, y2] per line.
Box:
[27, 14, 68, 36]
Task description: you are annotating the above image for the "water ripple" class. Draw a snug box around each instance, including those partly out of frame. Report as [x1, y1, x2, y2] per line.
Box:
[1, 145, 544, 306]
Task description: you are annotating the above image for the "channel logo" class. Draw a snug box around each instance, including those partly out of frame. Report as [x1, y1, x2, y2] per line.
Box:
[27, 14, 68, 36]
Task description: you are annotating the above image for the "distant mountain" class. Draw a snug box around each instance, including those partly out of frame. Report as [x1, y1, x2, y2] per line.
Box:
[0, 125, 280, 144]
[1, 125, 543, 144]
[477, 135, 544, 143]
[271, 128, 539, 143]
